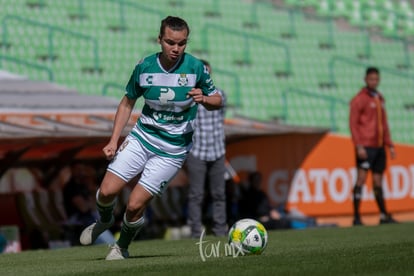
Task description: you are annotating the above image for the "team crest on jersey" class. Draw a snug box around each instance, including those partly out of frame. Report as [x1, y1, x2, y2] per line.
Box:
[178, 73, 188, 86]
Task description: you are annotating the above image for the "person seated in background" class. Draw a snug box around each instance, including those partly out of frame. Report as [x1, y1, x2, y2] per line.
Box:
[238, 171, 291, 230]
[0, 232, 6, 253]
[0, 167, 46, 193]
[63, 162, 115, 245]
[148, 168, 190, 240]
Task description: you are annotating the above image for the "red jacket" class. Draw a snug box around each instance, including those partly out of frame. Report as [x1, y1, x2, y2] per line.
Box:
[349, 87, 393, 148]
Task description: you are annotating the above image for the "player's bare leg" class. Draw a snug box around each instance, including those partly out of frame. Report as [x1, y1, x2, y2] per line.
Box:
[80, 172, 126, 245]
[106, 184, 153, 260]
[373, 173, 396, 224]
[353, 168, 367, 226]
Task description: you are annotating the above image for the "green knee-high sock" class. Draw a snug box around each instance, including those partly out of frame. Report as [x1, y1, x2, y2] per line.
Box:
[353, 185, 362, 219]
[96, 189, 116, 223]
[117, 214, 145, 249]
[373, 186, 387, 215]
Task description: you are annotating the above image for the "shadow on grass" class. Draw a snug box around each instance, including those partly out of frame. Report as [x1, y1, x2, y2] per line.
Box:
[130, 254, 175, 259]
[93, 253, 175, 261]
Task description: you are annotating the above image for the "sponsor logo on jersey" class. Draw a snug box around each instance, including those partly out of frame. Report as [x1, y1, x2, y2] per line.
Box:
[159, 88, 175, 104]
[153, 112, 160, 121]
[146, 75, 153, 85]
[153, 111, 184, 121]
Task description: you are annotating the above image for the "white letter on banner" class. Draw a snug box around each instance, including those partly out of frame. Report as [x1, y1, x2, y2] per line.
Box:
[390, 165, 410, 199]
[289, 169, 312, 203]
[268, 170, 289, 204]
[328, 168, 350, 203]
[411, 165, 414, 198]
[309, 169, 328, 203]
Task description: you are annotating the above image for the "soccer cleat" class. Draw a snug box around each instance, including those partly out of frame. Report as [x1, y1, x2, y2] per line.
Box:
[353, 218, 363, 226]
[79, 217, 115, 245]
[105, 244, 129, 260]
[380, 214, 398, 224]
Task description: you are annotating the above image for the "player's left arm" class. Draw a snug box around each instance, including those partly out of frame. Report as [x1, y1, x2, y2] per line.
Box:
[187, 88, 222, 110]
[189, 60, 223, 110]
[382, 100, 395, 159]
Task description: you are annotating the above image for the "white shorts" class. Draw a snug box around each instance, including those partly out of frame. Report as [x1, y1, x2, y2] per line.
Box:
[107, 135, 186, 196]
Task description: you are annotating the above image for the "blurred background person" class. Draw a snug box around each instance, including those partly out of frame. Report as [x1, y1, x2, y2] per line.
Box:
[349, 67, 397, 226]
[187, 59, 227, 238]
[63, 162, 115, 245]
[238, 171, 291, 230]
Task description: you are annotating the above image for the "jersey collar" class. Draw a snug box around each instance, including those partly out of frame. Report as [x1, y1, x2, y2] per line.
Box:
[157, 53, 183, 73]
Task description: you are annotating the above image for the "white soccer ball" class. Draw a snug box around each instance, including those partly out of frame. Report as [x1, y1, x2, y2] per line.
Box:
[228, 218, 268, 255]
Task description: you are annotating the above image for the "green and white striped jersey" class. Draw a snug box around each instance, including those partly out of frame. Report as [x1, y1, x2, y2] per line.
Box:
[125, 52, 217, 158]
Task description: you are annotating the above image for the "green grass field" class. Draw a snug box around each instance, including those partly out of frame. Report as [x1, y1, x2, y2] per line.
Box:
[1, 223, 413, 275]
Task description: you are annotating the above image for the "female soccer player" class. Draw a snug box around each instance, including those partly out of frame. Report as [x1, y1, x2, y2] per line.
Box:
[80, 15, 222, 260]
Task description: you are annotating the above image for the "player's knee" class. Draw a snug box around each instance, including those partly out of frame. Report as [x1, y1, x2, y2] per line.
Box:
[356, 178, 365, 186]
[356, 172, 367, 185]
[98, 185, 114, 199]
[96, 187, 118, 204]
[372, 175, 383, 187]
[126, 199, 148, 217]
[125, 206, 145, 222]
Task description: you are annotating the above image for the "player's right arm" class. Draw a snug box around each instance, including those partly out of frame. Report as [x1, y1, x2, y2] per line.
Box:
[103, 64, 142, 160]
[103, 96, 136, 160]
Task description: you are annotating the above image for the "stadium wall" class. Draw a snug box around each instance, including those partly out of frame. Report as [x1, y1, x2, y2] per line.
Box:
[226, 133, 414, 226]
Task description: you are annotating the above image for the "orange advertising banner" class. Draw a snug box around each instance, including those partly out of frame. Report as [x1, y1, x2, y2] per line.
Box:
[226, 133, 414, 217]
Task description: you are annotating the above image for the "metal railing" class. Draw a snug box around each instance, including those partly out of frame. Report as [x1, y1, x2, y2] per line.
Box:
[245, 1, 298, 38]
[0, 55, 54, 81]
[199, 23, 292, 75]
[1, 15, 101, 71]
[328, 55, 414, 87]
[358, 6, 413, 65]
[214, 68, 241, 107]
[102, 82, 124, 96]
[281, 87, 348, 131]
[106, 0, 164, 30]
